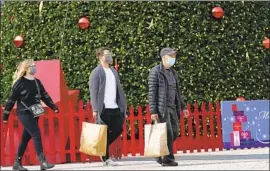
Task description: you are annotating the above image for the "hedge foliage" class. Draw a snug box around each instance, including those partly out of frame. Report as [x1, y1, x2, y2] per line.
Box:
[1, 1, 269, 105]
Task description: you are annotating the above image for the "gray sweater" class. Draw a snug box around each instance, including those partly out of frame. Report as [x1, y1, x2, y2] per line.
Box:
[89, 65, 127, 123]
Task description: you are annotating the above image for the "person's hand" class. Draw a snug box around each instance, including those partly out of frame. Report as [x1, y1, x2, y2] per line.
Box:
[93, 111, 98, 119]
[3, 120, 7, 124]
[54, 109, 59, 113]
[183, 109, 189, 118]
[151, 114, 159, 120]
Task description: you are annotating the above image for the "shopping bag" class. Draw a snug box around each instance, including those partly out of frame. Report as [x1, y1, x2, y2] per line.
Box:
[144, 122, 169, 157]
[79, 121, 107, 156]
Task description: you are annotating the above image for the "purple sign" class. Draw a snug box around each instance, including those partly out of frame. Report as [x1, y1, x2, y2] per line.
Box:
[221, 100, 269, 149]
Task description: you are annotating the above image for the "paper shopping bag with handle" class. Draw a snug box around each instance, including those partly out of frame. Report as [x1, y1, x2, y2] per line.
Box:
[144, 122, 169, 157]
[79, 121, 107, 156]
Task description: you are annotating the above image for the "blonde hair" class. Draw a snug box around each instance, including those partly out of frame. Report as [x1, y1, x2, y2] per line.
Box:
[12, 59, 34, 86]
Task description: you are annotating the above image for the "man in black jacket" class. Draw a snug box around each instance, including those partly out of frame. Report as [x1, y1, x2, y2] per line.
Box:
[148, 47, 189, 166]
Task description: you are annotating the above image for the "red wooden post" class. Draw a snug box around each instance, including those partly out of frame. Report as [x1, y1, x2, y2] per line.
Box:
[215, 102, 223, 151]
[209, 102, 216, 151]
[58, 102, 66, 163]
[48, 108, 56, 163]
[145, 106, 151, 124]
[1, 106, 6, 166]
[117, 136, 122, 159]
[8, 112, 15, 165]
[201, 102, 209, 152]
[180, 110, 187, 153]
[68, 102, 76, 162]
[137, 106, 144, 156]
[78, 101, 87, 162]
[194, 102, 201, 152]
[122, 113, 128, 157]
[187, 104, 194, 153]
[129, 106, 136, 156]
[85, 101, 92, 162]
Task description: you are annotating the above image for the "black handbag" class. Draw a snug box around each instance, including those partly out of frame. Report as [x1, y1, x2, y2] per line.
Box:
[21, 79, 45, 118]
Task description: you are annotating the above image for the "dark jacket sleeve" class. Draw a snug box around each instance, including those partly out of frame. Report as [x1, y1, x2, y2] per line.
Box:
[3, 81, 21, 121]
[174, 72, 187, 110]
[89, 69, 99, 112]
[37, 79, 58, 111]
[148, 67, 159, 114]
[179, 92, 187, 110]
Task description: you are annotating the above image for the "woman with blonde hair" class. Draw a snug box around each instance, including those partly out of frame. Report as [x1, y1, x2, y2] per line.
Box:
[3, 59, 59, 171]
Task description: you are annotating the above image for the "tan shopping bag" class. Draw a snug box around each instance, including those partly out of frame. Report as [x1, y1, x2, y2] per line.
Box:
[144, 122, 169, 157]
[79, 121, 108, 156]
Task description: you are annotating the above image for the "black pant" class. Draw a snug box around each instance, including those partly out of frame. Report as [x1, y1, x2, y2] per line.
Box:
[100, 108, 124, 160]
[159, 107, 179, 162]
[16, 110, 43, 157]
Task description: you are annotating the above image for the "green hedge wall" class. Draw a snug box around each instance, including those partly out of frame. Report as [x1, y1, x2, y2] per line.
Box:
[1, 1, 269, 105]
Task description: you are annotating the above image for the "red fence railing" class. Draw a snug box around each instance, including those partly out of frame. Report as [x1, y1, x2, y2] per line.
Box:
[1, 101, 223, 166]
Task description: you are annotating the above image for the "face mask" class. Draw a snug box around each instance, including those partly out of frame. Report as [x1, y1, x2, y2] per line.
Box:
[105, 56, 113, 64]
[167, 57, 176, 67]
[29, 67, 37, 75]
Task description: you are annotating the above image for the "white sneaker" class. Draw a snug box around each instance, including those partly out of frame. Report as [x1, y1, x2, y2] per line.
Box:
[103, 158, 118, 166]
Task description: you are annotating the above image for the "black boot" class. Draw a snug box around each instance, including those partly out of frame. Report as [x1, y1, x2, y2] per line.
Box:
[155, 157, 162, 164]
[12, 156, 28, 171]
[38, 153, 54, 170]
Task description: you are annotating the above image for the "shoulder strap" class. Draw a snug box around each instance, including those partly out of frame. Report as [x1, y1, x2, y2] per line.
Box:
[34, 79, 41, 100]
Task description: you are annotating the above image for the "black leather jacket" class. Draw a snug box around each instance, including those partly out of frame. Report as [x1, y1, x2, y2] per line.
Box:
[148, 63, 187, 118]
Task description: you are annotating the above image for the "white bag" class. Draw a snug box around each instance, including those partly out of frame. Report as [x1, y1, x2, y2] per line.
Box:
[144, 122, 169, 157]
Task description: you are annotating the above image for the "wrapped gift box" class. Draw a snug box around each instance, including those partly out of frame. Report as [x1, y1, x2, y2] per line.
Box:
[240, 130, 251, 140]
[233, 122, 242, 131]
[230, 131, 240, 147]
[233, 111, 244, 116]
[235, 115, 247, 123]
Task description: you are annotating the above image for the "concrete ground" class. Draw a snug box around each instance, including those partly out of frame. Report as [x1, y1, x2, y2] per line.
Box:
[1, 148, 269, 170]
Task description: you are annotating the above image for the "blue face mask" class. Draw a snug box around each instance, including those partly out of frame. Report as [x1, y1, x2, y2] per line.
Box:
[29, 67, 37, 75]
[105, 56, 113, 64]
[167, 57, 176, 67]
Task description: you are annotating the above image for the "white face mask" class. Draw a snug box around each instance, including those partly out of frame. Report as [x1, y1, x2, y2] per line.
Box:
[164, 55, 176, 67]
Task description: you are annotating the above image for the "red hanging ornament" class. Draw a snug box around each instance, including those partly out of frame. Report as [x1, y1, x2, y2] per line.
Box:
[263, 38, 269, 49]
[114, 59, 119, 72]
[236, 97, 245, 101]
[212, 6, 224, 19]
[13, 35, 24, 48]
[78, 17, 90, 30]
[118, 1, 121, 8]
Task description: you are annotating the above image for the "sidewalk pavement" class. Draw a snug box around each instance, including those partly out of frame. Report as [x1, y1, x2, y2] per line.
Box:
[1, 148, 269, 170]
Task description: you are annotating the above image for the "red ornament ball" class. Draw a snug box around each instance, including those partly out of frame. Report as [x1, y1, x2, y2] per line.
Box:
[78, 17, 90, 30]
[13, 35, 24, 48]
[212, 6, 224, 19]
[236, 97, 245, 101]
[263, 38, 269, 49]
